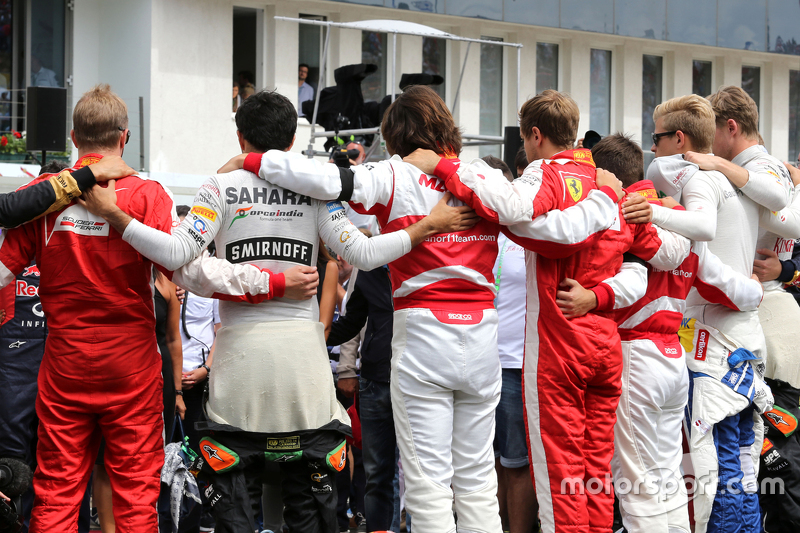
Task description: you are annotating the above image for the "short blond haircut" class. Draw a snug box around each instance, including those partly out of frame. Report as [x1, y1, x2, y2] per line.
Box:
[707, 85, 760, 141]
[72, 84, 128, 150]
[519, 90, 580, 148]
[652, 95, 715, 153]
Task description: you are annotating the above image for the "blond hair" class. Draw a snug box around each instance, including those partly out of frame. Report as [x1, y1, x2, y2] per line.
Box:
[707, 85, 760, 141]
[72, 84, 128, 150]
[652, 95, 715, 153]
[519, 90, 580, 148]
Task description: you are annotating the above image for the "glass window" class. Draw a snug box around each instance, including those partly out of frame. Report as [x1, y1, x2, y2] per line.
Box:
[30, 0, 65, 88]
[233, 7, 258, 114]
[327, 0, 384, 6]
[666, 0, 716, 46]
[561, 0, 614, 33]
[422, 37, 446, 102]
[361, 31, 387, 103]
[479, 37, 503, 158]
[536, 42, 559, 94]
[692, 60, 713, 96]
[717, 0, 767, 51]
[642, 55, 663, 170]
[299, 16, 326, 88]
[390, 0, 445, 13]
[504, 0, 559, 28]
[768, 0, 800, 55]
[789, 70, 800, 161]
[615, 0, 666, 39]
[590, 49, 612, 136]
[742, 66, 761, 111]
[447, 0, 502, 20]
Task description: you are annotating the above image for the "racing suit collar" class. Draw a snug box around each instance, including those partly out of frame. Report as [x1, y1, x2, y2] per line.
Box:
[646, 153, 699, 203]
[75, 153, 105, 169]
[550, 148, 596, 168]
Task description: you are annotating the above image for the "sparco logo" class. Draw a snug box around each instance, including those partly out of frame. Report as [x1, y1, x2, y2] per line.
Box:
[448, 313, 473, 320]
[664, 347, 678, 355]
[695, 330, 709, 361]
[226, 237, 313, 266]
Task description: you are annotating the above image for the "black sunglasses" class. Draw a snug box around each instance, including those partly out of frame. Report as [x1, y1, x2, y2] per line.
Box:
[652, 130, 678, 146]
[118, 126, 131, 145]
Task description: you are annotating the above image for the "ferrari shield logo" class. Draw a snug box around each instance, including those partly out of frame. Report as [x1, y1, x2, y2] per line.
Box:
[564, 177, 582, 202]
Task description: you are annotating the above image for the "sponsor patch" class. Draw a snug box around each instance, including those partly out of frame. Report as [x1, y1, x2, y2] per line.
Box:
[764, 406, 798, 436]
[327, 440, 347, 472]
[191, 206, 218, 222]
[693, 418, 711, 436]
[311, 472, 328, 482]
[695, 329, 709, 361]
[564, 176, 583, 203]
[193, 218, 208, 235]
[266, 436, 301, 450]
[264, 451, 303, 463]
[572, 149, 595, 167]
[762, 437, 774, 455]
[339, 230, 351, 243]
[199, 437, 240, 473]
[431, 309, 483, 325]
[326, 201, 344, 213]
[226, 237, 313, 266]
[47, 205, 110, 243]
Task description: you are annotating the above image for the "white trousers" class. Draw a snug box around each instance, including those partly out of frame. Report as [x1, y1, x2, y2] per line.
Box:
[390, 307, 502, 533]
[610, 339, 691, 533]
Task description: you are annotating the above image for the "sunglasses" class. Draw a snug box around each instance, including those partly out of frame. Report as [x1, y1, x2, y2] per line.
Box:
[652, 130, 678, 146]
[118, 126, 131, 145]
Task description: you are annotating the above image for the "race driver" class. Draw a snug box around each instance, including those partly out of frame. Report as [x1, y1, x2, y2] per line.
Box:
[214, 86, 629, 533]
[79, 89, 477, 533]
[0, 85, 295, 533]
[404, 90, 690, 533]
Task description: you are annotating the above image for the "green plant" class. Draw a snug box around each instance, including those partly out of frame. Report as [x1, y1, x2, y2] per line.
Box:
[0, 130, 26, 154]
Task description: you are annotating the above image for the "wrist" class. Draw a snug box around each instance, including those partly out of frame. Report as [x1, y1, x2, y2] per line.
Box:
[175, 390, 184, 396]
[201, 363, 211, 375]
[591, 283, 614, 311]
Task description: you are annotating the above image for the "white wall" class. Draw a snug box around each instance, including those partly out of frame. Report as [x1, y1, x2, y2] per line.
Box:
[148, 0, 239, 175]
[72, 0, 152, 170]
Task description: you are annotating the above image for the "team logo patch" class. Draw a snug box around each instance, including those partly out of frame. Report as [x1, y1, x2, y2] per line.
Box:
[264, 451, 303, 463]
[678, 318, 697, 354]
[326, 201, 344, 214]
[694, 329, 710, 361]
[229, 206, 254, 228]
[572, 149, 596, 167]
[191, 206, 218, 222]
[564, 177, 583, 203]
[764, 406, 798, 436]
[199, 438, 240, 472]
[266, 436, 301, 450]
[326, 440, 347, 472]
[47, 205, 110, 243]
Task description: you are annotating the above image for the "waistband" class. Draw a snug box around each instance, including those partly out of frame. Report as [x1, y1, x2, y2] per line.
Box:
[392, 296, 495, 312]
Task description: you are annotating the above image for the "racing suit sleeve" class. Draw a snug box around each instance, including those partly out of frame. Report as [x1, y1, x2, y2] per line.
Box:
[242, 151, 394, 213]
[739, 158, 792, 212]
[317, 201, 411, 271]
[628, 222, 692, 272]
[758, 183, 800, 240]
[650, 172, 721, 241]
[0, 167, 96, 228]
[590, 254, 649, 311]
[692, 241, 764, 311]
[0, 225, 37, 288]
[122, 175, 226, 270]
[171, 250, 284, 304]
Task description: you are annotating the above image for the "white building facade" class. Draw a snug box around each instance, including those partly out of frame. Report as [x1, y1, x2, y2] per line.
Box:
[5, 0, 800, 198]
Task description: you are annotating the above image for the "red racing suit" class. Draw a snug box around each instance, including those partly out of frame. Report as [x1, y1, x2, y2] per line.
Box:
[433, 149, 688, 533]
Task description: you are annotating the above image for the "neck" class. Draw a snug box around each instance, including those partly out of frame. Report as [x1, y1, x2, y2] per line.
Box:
[298, 80, 304, 87]
[77, 148, 120, 159]
[540, 143, 573, 160]
[730, 137, 759, 160]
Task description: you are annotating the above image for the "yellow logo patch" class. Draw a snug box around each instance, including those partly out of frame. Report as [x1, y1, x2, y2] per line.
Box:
[191, 206, 218, 222]
[266, 436, 301, 450]
[678, 318, 697, 354]
[572, 149, 596, 167]
[564, 178, 583, 202]
[762, 438, 774, 455]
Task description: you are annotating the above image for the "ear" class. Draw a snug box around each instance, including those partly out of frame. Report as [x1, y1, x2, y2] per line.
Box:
[676, 130, 686, 148]
[531, 127, 542, 145]
[119, 129, 127, 155]
[70, 130, 77, 149]
[727, 118, 739, 136]
[237, 131, 246, 152]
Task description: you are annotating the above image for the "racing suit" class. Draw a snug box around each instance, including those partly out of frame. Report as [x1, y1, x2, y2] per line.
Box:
[598, 184, 765, 533]
[431, 151, 689, 533]
[0, 155, 275, 533]
[648, 151, 788, 533]
[114, 166, 419, 533]
[238, 149, 622, 533]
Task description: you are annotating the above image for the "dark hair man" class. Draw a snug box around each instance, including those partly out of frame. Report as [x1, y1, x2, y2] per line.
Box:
[404, 89, 690, 533]
[80, 89, 469, 533]
[591, 133, 643, 188]
[217, 85, 628, 533]
[514, 146, 528, 178]
[298, 63, 314, 116]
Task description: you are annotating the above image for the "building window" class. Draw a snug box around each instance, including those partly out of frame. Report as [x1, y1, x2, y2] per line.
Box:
[298, 15, 326, 118]
[536, 42, 558, 94]
[790, 70, 800, 162]
[422, 37, 446, 102]
[742, 66, 761, 111]
[361, 31, 386, 103]
[692, 60, 712, 96]
[480, 36, 503, 158]
[233, 7, 258, 112]
[590, 49, 612, 136]
[642, 55, 663, 169]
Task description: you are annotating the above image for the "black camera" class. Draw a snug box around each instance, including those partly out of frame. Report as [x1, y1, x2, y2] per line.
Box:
[0, 458, 32, 533]
[331, 148, 362, 169]
[0, 500, 22, 533]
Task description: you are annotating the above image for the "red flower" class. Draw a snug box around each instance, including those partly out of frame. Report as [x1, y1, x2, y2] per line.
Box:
[11, 130, 21, 139]
[1, 136, 8, 147]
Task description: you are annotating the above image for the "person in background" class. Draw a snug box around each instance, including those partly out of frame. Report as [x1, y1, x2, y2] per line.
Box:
[514, 146, 527, 178]
[480, 155, 538, 533]
[31, 54, 58, 87]
[232, 82, 241, 113]
[298, 63, 314, 116]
